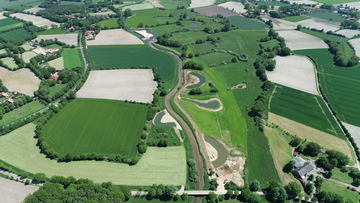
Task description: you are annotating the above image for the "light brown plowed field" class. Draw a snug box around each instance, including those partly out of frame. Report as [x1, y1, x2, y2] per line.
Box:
[0, 67, 40, 96]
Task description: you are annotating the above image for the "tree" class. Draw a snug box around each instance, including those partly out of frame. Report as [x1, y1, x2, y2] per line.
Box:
[248, 193, 261, 203]
[33, 173, 46, 182]
[189, 88, 202, 95]
[284, 181, 301, 196]
[20, 171, 28, 179]
[0, 108, 3, 120]
[304, 142, 321, 157]
[204, 27, 211, 33]
[267, 180, 288, 203]
[283, 160, 295, 173]
[207, 192, 218, 203]
[165, 185, 177, 197]
[324, 170, 333, 179]
[250, 180, 260, 191]
[304, 183, 314, 194]
[296, 24, 301, 30]
[124, 9, 132, 18]
[289, 137, 302, 147]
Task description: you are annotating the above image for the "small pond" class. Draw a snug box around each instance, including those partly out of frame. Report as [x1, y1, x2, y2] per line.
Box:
[186, 72, 206, 89]
[190, 22, 198, 27]
[153, 111, 176, 128]
[205, 135, 227, 168]
[181, 98, 220, 110]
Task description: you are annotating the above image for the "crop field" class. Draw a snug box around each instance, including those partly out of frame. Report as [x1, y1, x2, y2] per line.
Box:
[295, 49, 360, 127]
[194, 6, 237, 17]
[322, 181, 359, 203]
[88, 45, 177, 90]
[35, 33, 78, 46]
[0, 28, 31, 40]
[87, 29, 143, 45]
[42, 99, 147, 157]
[23, 7, 44, 14]
[37, 28, 75, 35]
[305, 12, 345, 23]
[270, 85, 344, 137]
[0, 68, 40, 96]
[282, 15, 311, 22]
[349, 38, 360, 57]
[314, 0, 359, 3]
[61, 49, 84, 69]
[218, 2, 246, 13]
[343, 123, 360, 149]
[251, 1, 287, 5]
[262, 16, 297, 30]
[229, 16, 269, 30]
[10, 13, 60, 28]
[59, 1, 85, 5]
[269, 113, 356, 163]
[123, 2, 154, 11]
[189, 0, 214, 8]
[198, 52, 234, 66]
[159, 0, 190, 9]
[48, 57, 64, 70]
[1, 57, 17, 69]
[337, 29, 360, 38]
[97, 18, 119, 28]
[22, 51, 37, 63]
[125, 9, 177, 28]
[0, 101, 45, 126]
[0, 124, 186, 186]
[277, 30, 327, 50]
[267, 55, 319, 95]
[297, 18, 340, 32]
[0, 0, 42, 8]
[0, 177, 39, 203]
[0, 18, 23, 32]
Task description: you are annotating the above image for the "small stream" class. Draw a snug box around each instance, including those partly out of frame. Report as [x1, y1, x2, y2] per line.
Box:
[204, 135, 227, 168]
[186, 72, 206, 89]
[181, 98, 220, 110]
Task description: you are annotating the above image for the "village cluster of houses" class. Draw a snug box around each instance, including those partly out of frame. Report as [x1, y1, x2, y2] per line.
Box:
[0, 92, 18, 103]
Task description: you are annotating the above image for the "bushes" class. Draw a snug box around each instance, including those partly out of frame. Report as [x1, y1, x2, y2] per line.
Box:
[324, 39, 359, 67]
[187, 159, 198, 182]
[183, 61, 204, 70]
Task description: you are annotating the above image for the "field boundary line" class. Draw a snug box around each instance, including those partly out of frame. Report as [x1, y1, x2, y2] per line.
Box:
[268, 85, 277, 110]
[319, 72, 360, 83]
[314, 96, 337, 135]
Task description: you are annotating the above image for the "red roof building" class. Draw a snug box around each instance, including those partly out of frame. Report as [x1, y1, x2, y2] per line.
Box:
[5, 98, 13, 103]
[0, 92, 8, 97]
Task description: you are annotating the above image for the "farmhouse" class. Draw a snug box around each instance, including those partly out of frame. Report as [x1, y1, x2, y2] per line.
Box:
[292, 162, 315, 180]
[292, 157, 305, 168]
[0, 92, 8, 98]
[5, 98, 13, 103]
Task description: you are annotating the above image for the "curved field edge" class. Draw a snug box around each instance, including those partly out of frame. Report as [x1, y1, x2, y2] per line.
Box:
[0, 124, 186, 186]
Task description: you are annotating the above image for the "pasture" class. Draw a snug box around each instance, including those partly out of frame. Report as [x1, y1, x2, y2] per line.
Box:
[282, 15, 311, 22]
[0, 101, 45, 126]
[77, 70, 157, 103]
[22, 51, 37, 63]
[0, 18, 23, 32]
[35, 33, 78, 46]
[0, 177, 39, 203]
[88, 45, 177, 91]
[61, 49, 84, 69]
[198, 52, 234, 66]
[125, 10, 177, 28]
[0, 124, 186, 186]
[160, 0, 190, 9]
[270, 85, 344, 137]
[267, 55, 319, 95]
[218, 2, 246, 13]
[0, 67, 41, 96]
[322, 181, 359, 203]
[269, 113, 356, 166]
[229, 16, 269, 30]
[48, 57, 64, 70]
[306, 12, 345, 23]
[295, 49, 360, 127]
[42, 99, 147, 157]
[10, 13, 60, 28]
[194, 6, 237, 17]
[0, 28, 31, 40]
[97, 18, 119, 28]
[277, 30, 327, 50]
[1, 57, 17, 69]
[37, 28, 74, 35]
[87, 29, 143, 46]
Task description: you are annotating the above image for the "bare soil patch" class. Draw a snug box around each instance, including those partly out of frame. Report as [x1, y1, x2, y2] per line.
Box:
[123, 3, 154, 11]
[206, 141, 218, 162]
[190, 0, 215, 8]
[89, 11, 116, 16]
[22, 51, 37, 63]
[23, 7, 45, 14]
[348, 38, 360, 57]
[269, 113, 356, 162]
[0, 67, 40, 96]
[194, 6, 238, 17]
[261, 16, 297, 30]
[218, 2, 246, 13]
[297, 18, 340, 32]
[87, 29, 143, 46]
[267, 55, 319, 95]
[152, 0, 164, 8]
[0, 177, 39, 203]
[0, 12, 7, 20]
[77, 69, 157, 103]
[277, 30, 327, 50]
[342, 122, 360, 151]
[10, 13, 60, 29]
[48, 57, 64, 70]
[134, 29, 154, 40]
[336, 29, 360, 38]
[32, 47, 46, 54]
[35, 34, 78, 46]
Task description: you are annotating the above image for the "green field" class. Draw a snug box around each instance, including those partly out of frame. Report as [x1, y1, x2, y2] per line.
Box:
[61, 49, 84, 69]
[313, 0, 359, 4]
[0, 101, 45, 126]
[97, 18, 119, 28]
[49, 84, 66, 97]
[88, 45, 177, 92]
[160, 0, 191, 10]
[59, 1, 85, 5]
[198, 52, 234, 66]
[0, 18, 23, 32]
[228, 16, 269, 30]
[0, 123, 186, 186]
[125, 9, 177, 28]
[332, 168, 353, 185]
[37, 28, 76, 35]
[295, 49, 360, 127]
[1, 57, 17, 69]
[270, 85, 344, 137]
[322, 180, 359, 203]
[0, 28, 31, 40]
[42, 99, 147, 157]
[251, 1, 287, 6]
[282, 15, 311, 22]
[0, 0, 41, 8]
[306, 12, 345, 23]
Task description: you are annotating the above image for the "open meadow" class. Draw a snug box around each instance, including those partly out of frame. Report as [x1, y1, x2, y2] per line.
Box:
[125, 9, 177, 28]
[0, 18, 23, 32]
[35, 33, 78, 46]
[0, 101, 45, 126]
[322, 181, 359, 203]
[277, 30, 327, 50]
[0, 67, 40, 96]
[0, 177, 39, 203]
[97, 18, 119, 28]
[42, 99, 147, 157]
[270, 85, 344, 137]
[0, 124, 186, 186]
[1, 57, 17, 69]
[87, 29, 143, 46]
[0, 28, 31, 40]
[61, 49, 84, 69]
[10, 13, 60, 28]
[48, 57, 64, 70]
[228, 16, 269, 29]
[22, 51, 37, 63]
[267, 55, 319, 95]
[295, 49, 360, 127]
[77, 70, 157, 103]
[269, 113, 356, 163]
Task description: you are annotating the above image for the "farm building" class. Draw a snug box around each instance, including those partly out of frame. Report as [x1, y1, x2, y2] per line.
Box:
[292, 157, 305, 168]
[0, 92, 8, 97]
[292, 162, 315, 180]
[5, 98, 13, 103]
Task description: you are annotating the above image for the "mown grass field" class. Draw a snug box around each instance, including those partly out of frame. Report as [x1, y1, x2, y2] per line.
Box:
[0, 124, 186, 186]
[88, 45, 177, 91]
[305, 12, 345, 23]
[125, 9, 177, 28]
[0, 18, 23, 32]
[37, 28, 76, 35]
[61, 49, 84, 69]
[1, 57, 17, 69]
[0, 101, 45, 126]
[332, 168, 353, 185]
[282, 15, 311, 22]
[322, 181, 359, 203]
[160, 0, 190, 10]
[42, 99, 148, 157]
[228, 16, 269, 30]
[295, 49, 360, 127]
[270, 85, 344, 137]
[198, 52, 234, 66]
[49, 84, 66, 97]
[97, 18, 119, 28]
[0, 28, 31, 40]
